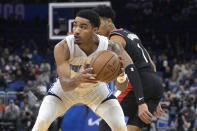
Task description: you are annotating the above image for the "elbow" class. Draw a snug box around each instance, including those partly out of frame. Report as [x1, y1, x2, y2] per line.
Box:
[60, 81, 76, 92]
[60, 83, 72, 92]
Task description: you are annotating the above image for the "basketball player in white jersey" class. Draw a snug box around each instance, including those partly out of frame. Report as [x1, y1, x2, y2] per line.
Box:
[32, 9, 130, 131]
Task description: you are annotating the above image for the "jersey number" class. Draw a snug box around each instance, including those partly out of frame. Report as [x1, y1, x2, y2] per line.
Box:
[137, 43, 148, 63]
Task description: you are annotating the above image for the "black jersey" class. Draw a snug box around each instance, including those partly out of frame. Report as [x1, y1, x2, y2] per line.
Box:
[110, 29, 154, 72]
[110, 28, 163, 99]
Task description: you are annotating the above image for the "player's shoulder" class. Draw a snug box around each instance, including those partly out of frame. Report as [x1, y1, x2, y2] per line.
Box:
[96, 34, 108, 40]
[55, 35, 73, 51]
[111, 28, 137, 36]
[96, 34, 109, 44]
[64, 34, 74, 42]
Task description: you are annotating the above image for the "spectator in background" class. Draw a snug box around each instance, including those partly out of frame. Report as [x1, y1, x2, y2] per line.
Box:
[0, 99, 5, 121]
[24, 80, 38, 107]
[40, 59, 51, 75]
[168, 96, 180, 128]
[19, 98, 35, 131]
[191, 77, 197, 89]
[8, 51, 22, 64]
[35, 80, 47, 99]
[175, 103, 196, 131]
[172, 60, 185, 84]
[21, 48, 32, 63]
[39, 70, 50, 84]
[5, 99, 20, 129]
[0, 71, 7, 90]
[32, 50, 42, 66]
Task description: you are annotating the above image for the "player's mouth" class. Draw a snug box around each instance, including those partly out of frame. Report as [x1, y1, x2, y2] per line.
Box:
[74, 35, 80, 41]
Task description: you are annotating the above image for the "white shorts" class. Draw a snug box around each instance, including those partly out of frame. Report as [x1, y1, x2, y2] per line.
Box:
[49, 79, 113, 111]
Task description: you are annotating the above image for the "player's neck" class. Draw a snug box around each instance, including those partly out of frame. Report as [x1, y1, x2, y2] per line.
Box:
[80, 34, 99, 56]
[108, 24, 116, 37]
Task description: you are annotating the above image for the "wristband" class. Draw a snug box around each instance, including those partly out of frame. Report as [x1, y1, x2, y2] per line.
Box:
[138, 97, 145, 105]
[117, 73, 127, 83]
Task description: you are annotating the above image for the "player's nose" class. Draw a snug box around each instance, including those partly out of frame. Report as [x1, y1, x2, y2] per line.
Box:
[73, 26, 80, 34]
[97, 31, 101, 35]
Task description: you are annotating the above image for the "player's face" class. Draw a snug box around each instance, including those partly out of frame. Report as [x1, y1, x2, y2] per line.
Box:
[73, 17, 94, 45]
[98, 17, 111, 37]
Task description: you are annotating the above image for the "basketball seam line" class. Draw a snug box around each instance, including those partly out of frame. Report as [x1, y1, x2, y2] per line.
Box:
[97, 54, 115, 80]
[105, 59, 120, 82]
[91, 51, 108, 70]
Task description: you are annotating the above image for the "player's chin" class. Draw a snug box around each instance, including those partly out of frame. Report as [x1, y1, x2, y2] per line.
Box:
[74, 40, 81, 45]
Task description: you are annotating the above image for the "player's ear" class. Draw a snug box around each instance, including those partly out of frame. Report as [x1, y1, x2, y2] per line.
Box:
[93, 27, 99, 33]
[107, 18, 113, 24]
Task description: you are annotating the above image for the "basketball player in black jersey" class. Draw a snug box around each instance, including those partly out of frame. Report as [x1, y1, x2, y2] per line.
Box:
[93, 5, 164, 131]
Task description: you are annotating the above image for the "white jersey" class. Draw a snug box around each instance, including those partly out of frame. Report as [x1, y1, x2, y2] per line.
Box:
[67, 34, 108, 91]
[49, 34, 113, 111]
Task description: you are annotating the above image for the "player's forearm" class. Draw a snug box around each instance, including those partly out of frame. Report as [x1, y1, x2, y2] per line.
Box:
[59, 77, 79, 91]
[108, 41, 132, 68]
[107, 41, 123, 55]
[125, 64, 144, 105]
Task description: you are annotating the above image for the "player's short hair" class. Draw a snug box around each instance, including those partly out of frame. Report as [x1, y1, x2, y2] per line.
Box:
[93, 5, 116, 22]
[76, 9, 100, 28]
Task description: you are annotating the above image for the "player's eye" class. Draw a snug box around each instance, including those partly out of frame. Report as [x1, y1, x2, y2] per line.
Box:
[73, 23, 77, 27]
[80, 25, 87, 29]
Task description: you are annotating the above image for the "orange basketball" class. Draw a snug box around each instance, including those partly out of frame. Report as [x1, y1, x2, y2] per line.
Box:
[90, 50, 121, 82]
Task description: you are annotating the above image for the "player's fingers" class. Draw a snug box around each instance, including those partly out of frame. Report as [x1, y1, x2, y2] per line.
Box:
[82, 73, 97, 79]
[139, 114, 151, 124]
[118, 56, 125, 67]
[82, 68, 94, 74]
[158, 104, 164, 113]
[157, 110, 164, 117]
[81, 59, 88, 70]
[143, 111, 153, 123]
[154, 111, 160, 118]
[145, 110, 154, 118]
[157, 104, 164, 117]
[83, 78, 98, 83]
[119, 68, 125, 76]
[139, 111, 152, 124]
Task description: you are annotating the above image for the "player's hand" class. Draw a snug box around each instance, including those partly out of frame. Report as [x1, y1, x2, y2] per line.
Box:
[138, 103, 153, 124]
[75, 59, 98, 84]
[153, 103, 164, 118]
[118, 56, 125, 76]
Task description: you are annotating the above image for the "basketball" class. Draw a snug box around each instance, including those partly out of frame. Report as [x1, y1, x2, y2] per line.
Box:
[90, 50, 121, 82]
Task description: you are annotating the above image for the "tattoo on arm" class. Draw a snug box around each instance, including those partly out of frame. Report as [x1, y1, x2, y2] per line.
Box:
[108, 41, 123, 55]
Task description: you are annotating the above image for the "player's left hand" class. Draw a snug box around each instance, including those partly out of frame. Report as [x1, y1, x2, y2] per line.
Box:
[138, 103, 153, 124]
[118, 56, 125, 76]
[154, 103, 164, 118]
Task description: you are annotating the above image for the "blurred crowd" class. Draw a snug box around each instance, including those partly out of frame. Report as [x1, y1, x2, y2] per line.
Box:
[0, 0, 197, 131]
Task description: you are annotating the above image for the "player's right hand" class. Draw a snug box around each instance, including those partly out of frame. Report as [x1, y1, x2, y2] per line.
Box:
[138, 103, 153, 124]
[153, 103, 164, 118]
[74, 59, 98, 84]
[118, 56, 125, 76]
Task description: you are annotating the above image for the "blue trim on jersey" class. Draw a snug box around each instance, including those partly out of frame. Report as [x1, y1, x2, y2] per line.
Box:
[48, 77, 58, 94]
[106, 82, 115, 97]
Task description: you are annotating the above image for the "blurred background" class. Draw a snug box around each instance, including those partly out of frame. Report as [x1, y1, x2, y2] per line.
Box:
[0, 0, 197, 131]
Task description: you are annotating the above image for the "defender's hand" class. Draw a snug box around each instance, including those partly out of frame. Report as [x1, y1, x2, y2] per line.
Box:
[138, 103, 153, 124]
[118, 56, 125, 76]
[154, 103, 164, 118]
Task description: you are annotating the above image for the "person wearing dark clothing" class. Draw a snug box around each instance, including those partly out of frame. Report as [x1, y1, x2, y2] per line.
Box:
[93, 5, 164, 131]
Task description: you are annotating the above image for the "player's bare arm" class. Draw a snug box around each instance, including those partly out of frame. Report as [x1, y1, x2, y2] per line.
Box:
[54, 40, 97, 92]
[108, 40, 133, 68]
[108, 39, 132, 91]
